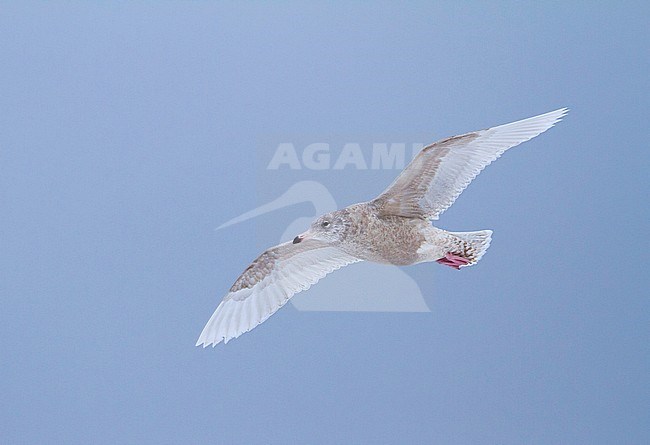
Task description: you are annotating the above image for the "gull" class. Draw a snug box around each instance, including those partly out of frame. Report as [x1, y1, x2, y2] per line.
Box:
[197, 108, 568, 347]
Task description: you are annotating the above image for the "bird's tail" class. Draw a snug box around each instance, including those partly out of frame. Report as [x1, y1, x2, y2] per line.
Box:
[437, 230, 492, 269]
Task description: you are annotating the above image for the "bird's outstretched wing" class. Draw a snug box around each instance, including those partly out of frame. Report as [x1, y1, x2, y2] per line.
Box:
[196, 239, 361, 346]
[372, 108, 568, 220]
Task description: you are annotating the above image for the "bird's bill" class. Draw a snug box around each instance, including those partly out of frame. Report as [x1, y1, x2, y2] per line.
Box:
[292, 229, 313, 244]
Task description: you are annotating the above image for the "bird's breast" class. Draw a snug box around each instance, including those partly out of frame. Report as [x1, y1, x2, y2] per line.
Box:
[340, 214, 426, 266]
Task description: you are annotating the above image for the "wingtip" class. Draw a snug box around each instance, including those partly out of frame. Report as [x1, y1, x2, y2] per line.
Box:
[547, 107, 570, 123]
[511, 107, 569, 134]
[195, 341, 220, 348]
[196, 335, 225, 348]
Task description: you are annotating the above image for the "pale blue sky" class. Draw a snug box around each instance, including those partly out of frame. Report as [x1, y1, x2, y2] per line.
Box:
[1, 2, 648, 444]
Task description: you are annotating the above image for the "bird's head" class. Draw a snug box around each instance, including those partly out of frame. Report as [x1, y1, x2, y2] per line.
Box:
[293, 210, 347, 245]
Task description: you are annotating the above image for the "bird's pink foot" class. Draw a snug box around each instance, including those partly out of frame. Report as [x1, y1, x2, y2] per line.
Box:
[436, 253, 470, 270]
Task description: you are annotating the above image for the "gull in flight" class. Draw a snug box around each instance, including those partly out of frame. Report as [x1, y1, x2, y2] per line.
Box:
[197, 108, 568, 347]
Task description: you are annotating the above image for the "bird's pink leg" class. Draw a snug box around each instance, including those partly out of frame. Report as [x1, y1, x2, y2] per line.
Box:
[436, 252, 470, 270]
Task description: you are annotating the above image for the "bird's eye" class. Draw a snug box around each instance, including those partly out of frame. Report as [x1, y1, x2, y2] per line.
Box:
[321, 221, 331, 228]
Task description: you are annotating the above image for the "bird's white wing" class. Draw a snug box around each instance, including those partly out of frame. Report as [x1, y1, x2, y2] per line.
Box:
[196, 239, 361, 347]
[373, 108, 568, 220]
